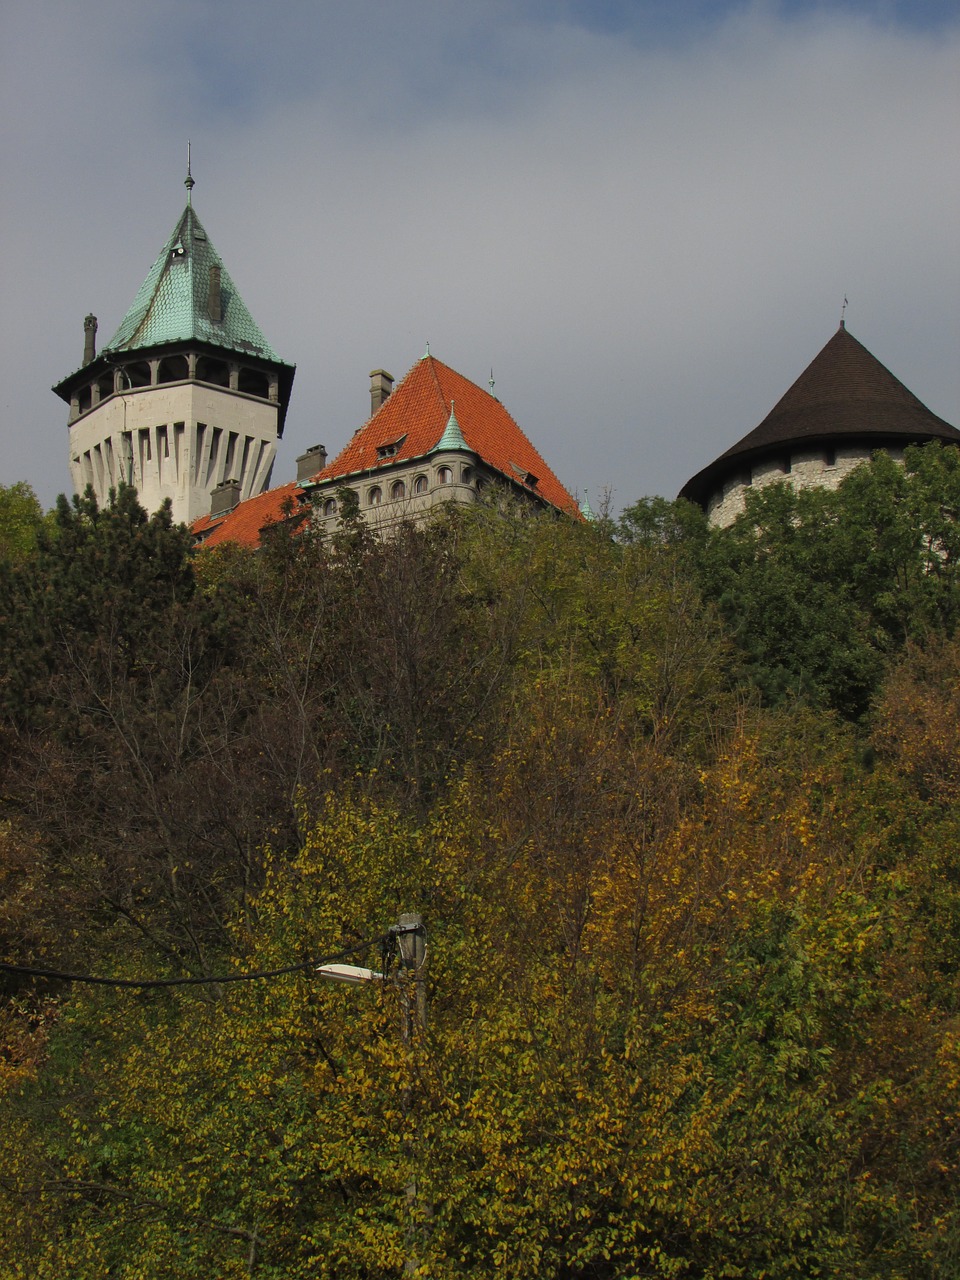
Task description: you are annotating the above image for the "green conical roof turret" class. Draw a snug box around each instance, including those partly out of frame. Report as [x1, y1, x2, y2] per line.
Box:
[102, 202, 284, 364]
[434, 401, 470, 452]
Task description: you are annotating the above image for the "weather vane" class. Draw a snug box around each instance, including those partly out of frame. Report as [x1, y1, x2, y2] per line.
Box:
[840, 295, 848, 328]
[185, 140, 195, 203]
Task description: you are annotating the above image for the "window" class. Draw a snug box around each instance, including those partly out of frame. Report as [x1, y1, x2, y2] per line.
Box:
[368, 486, 382, 506]
[824, 448, 836, 468]
[323, 498, 337, 518]
[437, 466, 452, 485]
[238, 368, 270, 398]
[376, 435, 406, 460]
[414, 474, 428, 494]
[391, 480, 406, 500]
[461, 466, 472, 484]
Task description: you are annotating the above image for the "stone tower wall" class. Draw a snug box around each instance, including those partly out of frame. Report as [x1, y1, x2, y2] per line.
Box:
[706, 444, 900, 528]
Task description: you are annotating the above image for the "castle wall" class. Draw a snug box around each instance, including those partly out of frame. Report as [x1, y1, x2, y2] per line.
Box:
[705, 445, 899, 527]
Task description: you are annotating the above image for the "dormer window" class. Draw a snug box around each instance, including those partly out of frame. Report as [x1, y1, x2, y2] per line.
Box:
[510, 462, 538, 487]
[376, 434, 406, 461]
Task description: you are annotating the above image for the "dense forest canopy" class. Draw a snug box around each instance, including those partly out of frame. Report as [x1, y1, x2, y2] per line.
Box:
[0, 448, 958, 1278]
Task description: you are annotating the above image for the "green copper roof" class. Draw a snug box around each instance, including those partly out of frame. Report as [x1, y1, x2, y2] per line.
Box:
[102, 203, 286, 364]
[434, 401, 470, 451]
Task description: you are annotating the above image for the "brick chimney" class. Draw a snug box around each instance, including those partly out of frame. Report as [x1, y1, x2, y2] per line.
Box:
[369, 369, 394, 415]
[83, 314, 98, 365]
[296, 444, 328, 483]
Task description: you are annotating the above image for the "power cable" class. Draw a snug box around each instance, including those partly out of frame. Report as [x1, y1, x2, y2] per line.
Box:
[0, 934, 387, 991]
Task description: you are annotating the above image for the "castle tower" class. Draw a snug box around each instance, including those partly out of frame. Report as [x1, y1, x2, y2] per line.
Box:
[680, 324, 959, 527]
[53, 169, 295, 525]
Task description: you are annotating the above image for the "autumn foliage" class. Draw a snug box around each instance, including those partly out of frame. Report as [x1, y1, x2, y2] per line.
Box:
[1, 457, 959, 1277]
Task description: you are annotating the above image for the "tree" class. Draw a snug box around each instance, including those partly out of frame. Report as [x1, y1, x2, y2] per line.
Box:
[693, 444, 960, 719]
[0, 482, 46, 566]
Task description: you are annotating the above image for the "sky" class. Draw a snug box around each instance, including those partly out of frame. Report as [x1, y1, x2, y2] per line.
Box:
[2, 0, 958, 514]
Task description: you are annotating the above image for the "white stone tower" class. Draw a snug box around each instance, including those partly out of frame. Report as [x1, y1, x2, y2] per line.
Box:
[53, 166, 295, 525]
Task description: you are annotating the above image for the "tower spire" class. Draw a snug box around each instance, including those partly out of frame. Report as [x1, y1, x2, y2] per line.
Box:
[185, 141, 195, 205]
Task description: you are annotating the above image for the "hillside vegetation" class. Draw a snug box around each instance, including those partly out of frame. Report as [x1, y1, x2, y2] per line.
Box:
[1, 447, 959, 1278]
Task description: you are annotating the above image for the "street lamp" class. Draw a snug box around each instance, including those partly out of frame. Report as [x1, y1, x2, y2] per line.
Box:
[317, 912, 426, 1030]
[314, 962, 383, 984]
[316, 913, 428, 1276]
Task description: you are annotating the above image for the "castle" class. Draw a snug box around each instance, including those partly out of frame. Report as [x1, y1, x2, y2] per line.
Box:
[55, 177, 958, 541]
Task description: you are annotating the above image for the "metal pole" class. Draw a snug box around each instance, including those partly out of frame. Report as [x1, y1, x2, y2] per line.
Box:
[396, 913, 426, 1276]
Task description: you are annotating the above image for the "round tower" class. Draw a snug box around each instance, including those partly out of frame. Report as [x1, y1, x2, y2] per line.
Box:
[680, 324, 959, 527]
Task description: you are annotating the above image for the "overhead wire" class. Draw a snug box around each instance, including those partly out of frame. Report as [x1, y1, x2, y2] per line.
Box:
[0, 933, 389, 991]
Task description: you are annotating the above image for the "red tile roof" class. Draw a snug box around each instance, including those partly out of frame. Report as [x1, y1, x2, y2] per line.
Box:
[192, 481, 305, 549]
[312, 354, 577, 514]
[191, 354, 577, 549]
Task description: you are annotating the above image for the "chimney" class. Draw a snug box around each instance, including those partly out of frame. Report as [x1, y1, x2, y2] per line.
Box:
[83, 314, 98, 365]
[369, 369, 394, 415]
[208, 265, 222, 322]
[210, 478, 241, 518]
[296, 444, 328, 483]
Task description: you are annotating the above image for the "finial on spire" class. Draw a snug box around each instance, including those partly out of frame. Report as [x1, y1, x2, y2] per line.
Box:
[185, 141, 195, 204]
[423, 341, 431, 359]
[488, 368, 496, 397]
[840, 294, 848, 329]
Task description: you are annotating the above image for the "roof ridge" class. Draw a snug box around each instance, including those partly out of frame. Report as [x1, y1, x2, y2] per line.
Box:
[425, 353, 450, 418]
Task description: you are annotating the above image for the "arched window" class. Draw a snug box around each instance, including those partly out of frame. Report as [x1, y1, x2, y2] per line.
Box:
[196, 356, 230, 387]
[238, 367, 270, 398]
[391, 479, 406, 501]
[158, 354, 189, 384]
[323, 498, 337, 518]
[368, 486, 382, 506]
[414, 474, 428, 494]
[437, 466, 452, 485]
[461, 466, 472, 484]
[125, 360, 152, 389]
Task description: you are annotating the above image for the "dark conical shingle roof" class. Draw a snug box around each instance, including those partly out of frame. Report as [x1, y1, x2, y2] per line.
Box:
[680, 325, 959, 507]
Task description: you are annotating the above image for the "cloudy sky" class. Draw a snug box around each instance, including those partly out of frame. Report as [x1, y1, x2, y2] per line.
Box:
[2, 0, 958, 513]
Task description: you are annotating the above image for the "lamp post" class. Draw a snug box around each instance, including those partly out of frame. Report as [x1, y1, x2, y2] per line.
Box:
[317, 913, 428, 1276]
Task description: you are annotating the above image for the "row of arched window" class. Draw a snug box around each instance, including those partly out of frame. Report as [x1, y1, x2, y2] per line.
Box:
[71, 355, 275, 418]
[320, 465, 480, 518]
